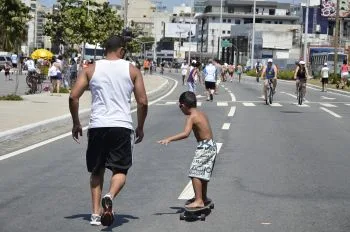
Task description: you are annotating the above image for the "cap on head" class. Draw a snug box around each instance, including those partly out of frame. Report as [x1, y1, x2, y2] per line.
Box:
[324, 63, 328, 66]
[208, 59, 213, 64]
[268, 58, 273, 63]
[299, 60, 305, 65]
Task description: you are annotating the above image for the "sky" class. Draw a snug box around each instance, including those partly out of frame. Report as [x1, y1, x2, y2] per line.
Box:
[41, 0, 300, 11]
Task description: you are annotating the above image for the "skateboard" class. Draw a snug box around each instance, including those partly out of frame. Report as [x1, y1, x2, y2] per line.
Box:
[180, 199, 214, 221]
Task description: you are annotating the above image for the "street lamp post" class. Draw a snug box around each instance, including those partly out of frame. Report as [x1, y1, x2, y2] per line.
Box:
[250, 0, 256, 69]
[219, 0, 223, 60]
[303, 0, 309, 63]
[188, 0, 194, 65]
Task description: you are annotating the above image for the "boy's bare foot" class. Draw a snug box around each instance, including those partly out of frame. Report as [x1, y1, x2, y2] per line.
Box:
[185, 200, 204, 209]
[185, 197, 211, 205]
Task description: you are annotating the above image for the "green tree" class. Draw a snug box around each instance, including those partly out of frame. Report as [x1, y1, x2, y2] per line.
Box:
[0, 0, 31, 51]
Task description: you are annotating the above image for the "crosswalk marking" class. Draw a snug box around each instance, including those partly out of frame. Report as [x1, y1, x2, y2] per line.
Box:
[270, 103, 282, 107]
[222, 123, 231, 130]
[320, 107, 342, 118]
[296, 104, 310, 107]
[242, 102, 255, 106]
[217, 102, 228, 106]
[228, 106, 236, 117]
[320, 103, 337, 108]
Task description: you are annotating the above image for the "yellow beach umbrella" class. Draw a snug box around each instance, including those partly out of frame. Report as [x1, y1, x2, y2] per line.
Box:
[31, 49, 54, 60]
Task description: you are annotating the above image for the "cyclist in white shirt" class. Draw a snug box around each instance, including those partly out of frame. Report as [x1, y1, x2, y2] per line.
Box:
[25, 58, 36, 75]
[321, 63, 329, 92]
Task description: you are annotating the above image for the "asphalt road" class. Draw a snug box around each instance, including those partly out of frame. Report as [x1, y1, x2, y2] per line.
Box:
[0, 71, 29, 96]
[1, 73, 350, 232]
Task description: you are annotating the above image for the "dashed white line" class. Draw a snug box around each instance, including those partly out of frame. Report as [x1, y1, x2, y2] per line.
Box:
[295, 103, 310, 107]
[320, 103, 337, 108]
[230, 93, 236, 102]
[178, 143, 223, 200]
[243, 102, 256, 106]
[228, 106, 236, 117]
[217, 102, 228, 106]
[222, 123, 231, 130]
[320, 107, 342, 118]
[321, 96, 336, 100]
[165, 101, 176, 105]
[197, 102, 202, 106]
[346, 103, 350, 106]
[270, 103, 282, 107]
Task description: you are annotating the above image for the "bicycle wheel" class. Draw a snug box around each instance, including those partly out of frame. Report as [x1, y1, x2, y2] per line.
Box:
[269, 88, 273, 104]
[26, 75, 32, 88]
[298, 87, 303, 105]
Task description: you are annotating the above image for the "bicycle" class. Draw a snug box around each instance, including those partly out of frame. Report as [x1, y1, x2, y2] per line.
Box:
[256, 70, 261, 82]
[266, 79, 274, 105]
[26, 71, 43, 94]
[296, 80, 306, 105]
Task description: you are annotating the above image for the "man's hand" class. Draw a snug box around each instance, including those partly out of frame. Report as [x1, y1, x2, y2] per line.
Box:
[135, 127, 144, 144]
[157, 138, 170, 145]
[72, 124, 82, 143]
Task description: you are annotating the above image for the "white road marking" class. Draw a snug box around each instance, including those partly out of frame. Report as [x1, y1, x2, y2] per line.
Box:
[1, 77, 179, 161]
[178, 143, 223, 200]
[258, 95, 265, 99]
[228, 106, 236, 117]
[283, 92, 309, 103]
[346, 103, 350, 106]
[165, 101, 176, 105]
[197, 102, 202, 106]
[230, 93, 236, 102]
[321, 96, 336, 100]
[222, 123, 231, 130]
[243, 102, 256, 106]
[320, 103, 337, 108]
[307, 86, 320, 91]
[270, 103, 282, 107]
[293, 103, 310, 107]
[217, 102, 228, 106]
[320, 107, 342, 118]
[196, 95, 205, 98]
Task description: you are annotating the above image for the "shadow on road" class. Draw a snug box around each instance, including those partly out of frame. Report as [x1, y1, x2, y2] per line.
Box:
[153, 206, 184, 215]
[64, 213, 139, 231]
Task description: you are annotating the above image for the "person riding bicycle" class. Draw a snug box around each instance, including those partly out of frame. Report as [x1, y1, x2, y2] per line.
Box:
[25, 58, 36, 76]
[294, 60, 309, 100]
[255, 60, 262, 82]
[261, 58, 277, 103]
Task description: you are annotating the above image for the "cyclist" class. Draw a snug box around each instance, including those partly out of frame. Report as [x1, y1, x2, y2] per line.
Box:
[294, 60, 309, 100]
[255, 60, 262, 82]
[25, 57, 36, 76]
[261, 58, 277, 103]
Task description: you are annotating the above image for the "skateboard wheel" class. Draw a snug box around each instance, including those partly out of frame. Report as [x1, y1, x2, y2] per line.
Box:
[200, 214, 206, 221]
[180, 213, 185, 220]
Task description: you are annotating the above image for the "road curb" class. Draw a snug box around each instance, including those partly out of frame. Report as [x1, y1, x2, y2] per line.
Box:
[0, 76, 176, 143]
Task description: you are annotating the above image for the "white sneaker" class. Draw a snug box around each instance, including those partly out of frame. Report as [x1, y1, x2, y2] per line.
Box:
[90, 214, 101, 226]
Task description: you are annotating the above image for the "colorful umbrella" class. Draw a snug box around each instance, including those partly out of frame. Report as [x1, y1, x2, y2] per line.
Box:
[31, 49, 54, 60]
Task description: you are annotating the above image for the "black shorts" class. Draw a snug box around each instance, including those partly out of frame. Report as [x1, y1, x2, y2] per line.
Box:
[12, 63, 17, 68]
[322, 78, 328, 84]
[86, 127, 134, 175]
[205, 81, 216, 90]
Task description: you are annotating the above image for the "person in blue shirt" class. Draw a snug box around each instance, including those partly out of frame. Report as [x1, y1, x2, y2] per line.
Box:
[261, 59, 278, 103]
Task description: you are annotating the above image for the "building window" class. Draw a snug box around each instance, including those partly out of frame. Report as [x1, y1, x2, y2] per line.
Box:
[269, 9, 275, 15]
[279, 21, 283, 24]
[265, 21, 271, 24]
[222, 30, 226, 34]
[235, 19, 240, 24]
[223, 19, 226, 23]
[212, 17, 215, 20]
[228, 19, 231, 23]
[227, 31, 231, 34]
[275, 21, 278, 24]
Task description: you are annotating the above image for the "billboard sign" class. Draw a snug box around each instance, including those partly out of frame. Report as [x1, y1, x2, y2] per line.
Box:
[320, 0, 350, 17]
[164, 23, 196, 38]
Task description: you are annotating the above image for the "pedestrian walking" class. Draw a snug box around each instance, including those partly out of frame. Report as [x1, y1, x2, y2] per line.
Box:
[186, 61, 199, 93]
[321, 63, 329, 92]
[69, 35, 148, 227]
[203, 59, 217, 101]
[4, 62, 11, 81]
[181, 62, 189, 85]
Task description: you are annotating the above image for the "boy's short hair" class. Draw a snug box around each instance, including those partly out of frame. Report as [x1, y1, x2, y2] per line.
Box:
[179, 91, 197, 108]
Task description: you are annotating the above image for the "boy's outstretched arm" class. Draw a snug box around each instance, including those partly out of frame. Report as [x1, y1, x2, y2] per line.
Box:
[158, 116, 193, 145]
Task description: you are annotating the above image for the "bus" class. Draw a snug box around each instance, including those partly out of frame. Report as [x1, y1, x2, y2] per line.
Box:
[310, 52, 347, 76]
[83, 43, 104, 61]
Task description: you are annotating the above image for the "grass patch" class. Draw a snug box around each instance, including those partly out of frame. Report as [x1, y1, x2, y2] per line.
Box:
[53, 87, 70, 93]
[0, 94, 23, 101]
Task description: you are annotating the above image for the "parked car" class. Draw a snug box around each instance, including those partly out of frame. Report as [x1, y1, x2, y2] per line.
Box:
[0, 55, 8, 72]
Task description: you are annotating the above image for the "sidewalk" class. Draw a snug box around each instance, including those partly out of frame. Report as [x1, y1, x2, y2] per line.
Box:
[0, 75, 172, 137]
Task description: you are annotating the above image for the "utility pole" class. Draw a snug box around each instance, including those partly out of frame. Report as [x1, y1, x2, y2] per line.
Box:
[303, 0, 309, 63]
[250, 0, 256, 68]
[124, 0, 128, 28]
[334, 0, 340, 74]
[188, 0, 193, 65]
[219, 0, 223, 60]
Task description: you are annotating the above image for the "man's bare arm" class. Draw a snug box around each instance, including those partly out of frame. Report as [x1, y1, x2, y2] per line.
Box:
[69, 67, 90, 142]
[131, 64, 148, 143]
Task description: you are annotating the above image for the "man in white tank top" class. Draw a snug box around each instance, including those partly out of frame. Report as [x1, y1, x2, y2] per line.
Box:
[69, 35, 148, 226]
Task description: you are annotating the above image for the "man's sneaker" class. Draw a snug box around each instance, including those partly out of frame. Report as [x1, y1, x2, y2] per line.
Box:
[90, 214, 101, 226]
[210, 94, 213, 101]
[101, 194, 114, 226]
